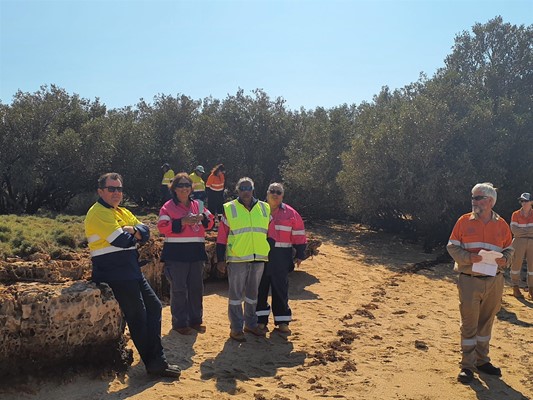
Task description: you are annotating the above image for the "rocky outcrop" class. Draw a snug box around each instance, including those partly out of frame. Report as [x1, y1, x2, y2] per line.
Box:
[0, 280, 132, 379]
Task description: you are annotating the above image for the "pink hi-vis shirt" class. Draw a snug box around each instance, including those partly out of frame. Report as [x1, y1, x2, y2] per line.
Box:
[268, 203, 307, 250]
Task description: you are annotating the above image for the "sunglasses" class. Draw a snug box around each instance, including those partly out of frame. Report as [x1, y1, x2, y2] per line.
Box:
[102, 186, 123, 193]
[520, 199, 530, 203]
[175, 183, 192, 188]
[238, 186, 253, 191]
[269, 189, 283, 195]
[471, 195, 488, 201]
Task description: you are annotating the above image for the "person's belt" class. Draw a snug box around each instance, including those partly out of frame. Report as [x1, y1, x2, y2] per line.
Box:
[460, 272, 501, 279]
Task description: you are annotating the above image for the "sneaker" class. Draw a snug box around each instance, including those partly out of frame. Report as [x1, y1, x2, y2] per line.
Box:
[244, 326, 267, 337]
[230, 330, 247, 342]
[477, 362, 502, 376]
[174, 327, 194, 335]
[148, 364, 181, 379]
[457, 368, 474, 383]
[276, 323, 291, 334]
[191, 324, 207, 333]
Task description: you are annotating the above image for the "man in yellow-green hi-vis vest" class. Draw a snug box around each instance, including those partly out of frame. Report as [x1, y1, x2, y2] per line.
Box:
[216, 177, 270, 342]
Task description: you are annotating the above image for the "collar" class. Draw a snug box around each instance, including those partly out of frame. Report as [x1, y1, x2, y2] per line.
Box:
[238, 197, 258, 208]
[98, 197, 114, 209]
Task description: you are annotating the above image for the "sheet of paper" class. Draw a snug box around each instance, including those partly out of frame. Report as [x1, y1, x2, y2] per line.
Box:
[472, 249, 502, 276]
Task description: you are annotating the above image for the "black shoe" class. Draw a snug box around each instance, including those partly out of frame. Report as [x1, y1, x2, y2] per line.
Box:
[148, 364, 181, 379]
[477, 362, 502, 376]
[458, 368, 474, 383]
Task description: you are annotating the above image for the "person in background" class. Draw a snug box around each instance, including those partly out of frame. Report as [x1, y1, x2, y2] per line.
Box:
[447, 182, 513, 384]
[190, 165, 207, 208]
[157, 173, 214, 335]
[161, 163, 175, 204]
[216, 177, 270, 342]
[510, 192, 533, 299]
[256, 182, 307, 334]
[85, 172, 181, 379]
[206, 163, 226, 227]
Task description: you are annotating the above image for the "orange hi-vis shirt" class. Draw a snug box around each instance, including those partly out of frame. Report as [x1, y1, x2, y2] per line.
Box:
[510, 209, 533, 238]
[206, 172, 225, 191]
[447, 211, 513, 275]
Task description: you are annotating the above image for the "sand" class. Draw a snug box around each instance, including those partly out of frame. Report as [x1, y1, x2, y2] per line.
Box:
[3, 222, 532, 400]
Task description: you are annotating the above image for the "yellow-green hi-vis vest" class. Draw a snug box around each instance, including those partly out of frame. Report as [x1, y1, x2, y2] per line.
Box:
[224, 200, 270, 262]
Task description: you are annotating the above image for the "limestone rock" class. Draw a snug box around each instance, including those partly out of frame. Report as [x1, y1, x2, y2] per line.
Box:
[0, 281, 132, 379]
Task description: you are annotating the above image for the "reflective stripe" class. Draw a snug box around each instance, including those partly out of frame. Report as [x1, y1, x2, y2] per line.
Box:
[165, 237, 205, 243]
[275, 225, 292, 232]
[461, 338, 477, 346]
[106, 228, 123, 243]
[91, 245, 137, 257]
[528, 272, 533, 276]
[292, 229, 306, 235]
[510, 270, 521, 275]
[227, 254, 268, 262]
[87, 234, 100, 244]
[229, 299, 242, 306]
[221, 216, 228, 225]
[275, 242, 292, 248]
[510, 222, 533, 227]
[448, 239, 461, 246]
[230, 227, 268, 235]
[256, 310, 270, 316]
[477, 335, 491, 342]
[462, 242, 503, 252]
[230, 202, 238, 218]
[159, 215, 171, 221]
[274, 315, 292, 322]
[259, 202, 268, 217]
[244, 297, 257, 305]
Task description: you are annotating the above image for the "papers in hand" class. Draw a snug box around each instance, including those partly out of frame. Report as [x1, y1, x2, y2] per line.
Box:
[472, 249, 502, 276]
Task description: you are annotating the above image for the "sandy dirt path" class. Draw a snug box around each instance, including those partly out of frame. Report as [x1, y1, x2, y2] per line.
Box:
[3, 222, 532, 400]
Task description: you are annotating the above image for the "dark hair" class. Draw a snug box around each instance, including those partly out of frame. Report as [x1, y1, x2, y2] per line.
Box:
[98, 172, 123, 188]
[211, 163, 225, 175]
[169, 172, 193, 203]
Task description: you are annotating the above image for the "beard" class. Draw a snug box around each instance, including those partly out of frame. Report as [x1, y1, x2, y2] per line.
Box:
[472, 205, 482, 214]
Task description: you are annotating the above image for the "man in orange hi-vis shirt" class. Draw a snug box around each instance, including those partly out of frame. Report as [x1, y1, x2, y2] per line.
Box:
[447, 182, 514, 384]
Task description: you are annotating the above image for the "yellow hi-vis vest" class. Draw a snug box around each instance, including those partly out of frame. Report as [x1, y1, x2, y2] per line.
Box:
[162, 169, 175, 185]
[224, 200, 270, 262]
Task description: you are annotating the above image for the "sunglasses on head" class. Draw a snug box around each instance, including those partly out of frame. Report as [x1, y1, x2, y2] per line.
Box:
[238, 186, 253, 192]
[175, 183, 192, 188]
[102, 186, 123, 193]
[269, 189, 283, 195]
[471, 195, 488, 201]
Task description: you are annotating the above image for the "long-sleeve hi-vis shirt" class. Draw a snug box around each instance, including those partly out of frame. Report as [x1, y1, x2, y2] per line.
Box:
[190, 172, 206, 193]
[510, 209, 533, 238]
[206, 172, 225, 191]
[161, 169, 175, 185]
[268, 202, 307, 260]
[85, 198, 150, 282]
[447, 211, 514, 276]
[157, 198, 215, 262]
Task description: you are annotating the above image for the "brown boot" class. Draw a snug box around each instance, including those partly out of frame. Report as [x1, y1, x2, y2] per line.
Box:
[513, 286, 524, 298]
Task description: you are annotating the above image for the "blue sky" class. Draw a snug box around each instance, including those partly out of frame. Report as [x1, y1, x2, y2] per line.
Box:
[0, 0, 531, 111]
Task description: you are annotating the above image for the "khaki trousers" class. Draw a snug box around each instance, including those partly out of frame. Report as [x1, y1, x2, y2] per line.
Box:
[458, 273, 504, 369]
[511, 237, 533, 287]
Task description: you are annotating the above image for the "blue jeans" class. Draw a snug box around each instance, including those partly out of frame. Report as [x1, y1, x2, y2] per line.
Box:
[105, 277, 167, 372]
[164, 260, 204, 329]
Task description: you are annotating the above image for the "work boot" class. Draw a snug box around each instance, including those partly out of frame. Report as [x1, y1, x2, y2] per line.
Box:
[512, 286, 524, 298]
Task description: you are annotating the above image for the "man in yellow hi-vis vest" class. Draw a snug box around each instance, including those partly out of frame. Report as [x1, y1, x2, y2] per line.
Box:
[216, 177, 270, 342]
[161, 163, 174, 204]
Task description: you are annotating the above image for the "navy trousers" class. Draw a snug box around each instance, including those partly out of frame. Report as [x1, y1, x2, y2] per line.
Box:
[106, 277, 168, 372]
[256, 248, 293, 326]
